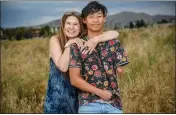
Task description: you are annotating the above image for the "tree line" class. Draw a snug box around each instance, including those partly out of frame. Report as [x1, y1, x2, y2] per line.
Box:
[1, 19, 173, 41]
[1, 26, 57, 40]
[114, 19, 173, 30]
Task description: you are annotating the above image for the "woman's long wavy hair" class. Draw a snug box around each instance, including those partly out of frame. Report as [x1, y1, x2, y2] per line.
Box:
[57, 11, 87, 77]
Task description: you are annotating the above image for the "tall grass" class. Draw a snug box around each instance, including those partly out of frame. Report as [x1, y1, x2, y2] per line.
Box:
[118, 24, 175, 113]
[1, 24, 175, 113]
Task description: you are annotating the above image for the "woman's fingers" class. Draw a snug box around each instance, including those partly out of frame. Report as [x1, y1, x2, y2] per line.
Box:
[80, 45, 86, 51]
[76, 39, 84, 48]
[89, 48, 94, 54]
[81, 39, 86, 43]
[83, 50, 90, 55]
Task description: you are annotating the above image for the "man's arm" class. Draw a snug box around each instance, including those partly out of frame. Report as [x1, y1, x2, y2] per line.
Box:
[69, 68, 112, 101]
[113, 40, 129, 74]
[116, 66, 124, 74]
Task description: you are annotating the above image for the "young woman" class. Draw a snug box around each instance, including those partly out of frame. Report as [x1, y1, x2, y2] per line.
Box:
[44, 11, 120, 114]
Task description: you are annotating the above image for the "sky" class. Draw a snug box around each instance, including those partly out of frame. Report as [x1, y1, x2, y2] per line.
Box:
[1, 1, 175, 28]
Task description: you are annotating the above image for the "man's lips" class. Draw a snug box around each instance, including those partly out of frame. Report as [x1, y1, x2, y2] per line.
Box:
[91, 24, 100, 26]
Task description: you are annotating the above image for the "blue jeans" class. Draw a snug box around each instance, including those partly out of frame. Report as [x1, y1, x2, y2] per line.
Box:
[78, 102, 123, 114]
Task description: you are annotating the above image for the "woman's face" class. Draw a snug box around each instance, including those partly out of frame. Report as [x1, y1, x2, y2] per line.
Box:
[64, 16, 81, 38]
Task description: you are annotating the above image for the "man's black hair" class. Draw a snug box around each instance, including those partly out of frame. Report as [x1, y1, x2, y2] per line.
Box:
[81, 1, 108, 18]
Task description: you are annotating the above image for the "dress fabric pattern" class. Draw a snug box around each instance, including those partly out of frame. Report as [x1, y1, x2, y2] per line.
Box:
[44, 58, 78, 114]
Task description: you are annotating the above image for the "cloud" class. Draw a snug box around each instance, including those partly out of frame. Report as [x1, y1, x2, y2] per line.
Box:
[53, 7, 82, 13]
[26, 15, 61, 26]
[1, 1, 175, 28]
[108, 2, 175, 16]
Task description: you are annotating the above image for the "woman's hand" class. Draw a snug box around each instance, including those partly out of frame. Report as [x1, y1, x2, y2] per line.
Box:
[81, 37, 99, 55]
[65, 38, 86, 49]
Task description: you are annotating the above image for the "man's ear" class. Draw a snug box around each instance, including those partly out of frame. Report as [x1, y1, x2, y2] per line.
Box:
[104, 17, 106, 23]
[82, 19, 87, 24]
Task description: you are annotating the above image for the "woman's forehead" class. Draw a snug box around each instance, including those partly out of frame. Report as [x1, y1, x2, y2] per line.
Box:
[65, 16, 79, 22]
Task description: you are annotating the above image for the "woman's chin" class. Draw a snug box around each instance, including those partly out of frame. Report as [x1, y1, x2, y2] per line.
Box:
[67, 35, 78, 38]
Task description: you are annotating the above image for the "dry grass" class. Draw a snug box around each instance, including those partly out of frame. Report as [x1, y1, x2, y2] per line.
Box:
[118, 24, 175, 113]
[1, 24, 175, 113]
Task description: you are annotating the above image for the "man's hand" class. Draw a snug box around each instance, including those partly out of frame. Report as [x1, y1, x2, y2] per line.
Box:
[96, 89, 112, 101]
[116, 66, 124, 74]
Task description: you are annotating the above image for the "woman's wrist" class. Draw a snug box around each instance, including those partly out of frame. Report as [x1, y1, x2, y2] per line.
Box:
[94, 36, 100, 43]
[64, 41, 72, 48]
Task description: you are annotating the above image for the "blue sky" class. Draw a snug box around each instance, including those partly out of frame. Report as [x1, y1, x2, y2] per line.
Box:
[1, 1, 175, 28]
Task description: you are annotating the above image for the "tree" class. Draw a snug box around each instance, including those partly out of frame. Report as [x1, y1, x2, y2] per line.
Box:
[161, 19, 168, 24]
[140, 19, 146, 27]
[40, 26, 52, 37]
[129, 22, 134, 29]
[136, 20, 140, 28]
[135, 19, 146, 28]
[114, 24, 119, 30]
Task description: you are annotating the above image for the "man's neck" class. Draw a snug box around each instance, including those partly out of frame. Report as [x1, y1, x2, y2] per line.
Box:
[87, 30, 103, 39]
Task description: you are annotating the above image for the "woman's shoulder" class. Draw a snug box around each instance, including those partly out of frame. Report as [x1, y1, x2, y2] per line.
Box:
[50, 35, 59, 41]
[49, 35, 61, 45]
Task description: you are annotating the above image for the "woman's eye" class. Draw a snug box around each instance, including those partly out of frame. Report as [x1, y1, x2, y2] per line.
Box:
[66, 22, 70, 25]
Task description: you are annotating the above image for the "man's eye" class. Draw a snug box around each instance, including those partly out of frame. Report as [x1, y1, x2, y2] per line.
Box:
[88, 16, 93, 18]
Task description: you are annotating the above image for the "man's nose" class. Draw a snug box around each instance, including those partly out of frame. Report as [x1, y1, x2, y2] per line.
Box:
[92, 17, 98, 22]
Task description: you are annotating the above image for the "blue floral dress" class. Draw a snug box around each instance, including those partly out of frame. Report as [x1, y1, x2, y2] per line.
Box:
[44, 58, 78, 114]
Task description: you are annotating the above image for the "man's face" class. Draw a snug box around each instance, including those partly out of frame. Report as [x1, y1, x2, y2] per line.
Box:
[83, 11, 106, 32]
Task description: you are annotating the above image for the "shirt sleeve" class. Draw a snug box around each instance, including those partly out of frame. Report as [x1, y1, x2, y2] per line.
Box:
[113, 39, 129, 68]
[69, 44, 82, 68]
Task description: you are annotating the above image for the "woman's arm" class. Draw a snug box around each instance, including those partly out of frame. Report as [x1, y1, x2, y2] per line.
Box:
[49, 36, 71, 72]
[49, 36, 85, 72]
[96, 30, 119, 42]
[82, 30, 119, 54]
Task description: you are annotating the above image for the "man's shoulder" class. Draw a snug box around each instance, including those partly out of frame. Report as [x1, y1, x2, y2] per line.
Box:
[70, 43, 79, 49]
[103, 39, 121, 46]
[70, 44, 80, 54]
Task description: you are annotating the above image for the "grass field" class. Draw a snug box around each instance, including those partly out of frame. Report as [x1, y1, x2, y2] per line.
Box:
[1, 24, 175, 113]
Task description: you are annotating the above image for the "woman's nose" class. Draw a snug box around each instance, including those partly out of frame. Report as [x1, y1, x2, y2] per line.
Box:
[68, 24, 74, 29]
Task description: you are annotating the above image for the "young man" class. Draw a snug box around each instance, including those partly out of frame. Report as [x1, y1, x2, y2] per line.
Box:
[69, 1, 129, 113]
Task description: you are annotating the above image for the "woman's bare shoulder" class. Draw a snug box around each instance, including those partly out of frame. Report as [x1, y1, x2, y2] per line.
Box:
[50, 35, 59, 42]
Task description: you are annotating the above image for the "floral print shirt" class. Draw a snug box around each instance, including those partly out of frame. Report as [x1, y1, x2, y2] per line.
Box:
[69, 36, 129, 110]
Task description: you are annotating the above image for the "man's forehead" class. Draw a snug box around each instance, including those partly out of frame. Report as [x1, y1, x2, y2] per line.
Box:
[89, 11, 103, 15]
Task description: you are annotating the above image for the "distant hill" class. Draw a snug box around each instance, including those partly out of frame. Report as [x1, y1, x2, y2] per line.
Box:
[36, 11, 175, 29]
